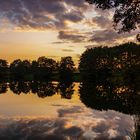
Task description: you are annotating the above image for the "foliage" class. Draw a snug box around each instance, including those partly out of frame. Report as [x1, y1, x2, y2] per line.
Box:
[86, 0, 140, 33]
[59, 56, 75, 81]
[8, 80, 74, 99]
[79, 42, 140, 83]
[9, 57, 58, 80]
[32, 56, 58, 79]
[0, 59, 8, 77]
[10, 59, 31, 79]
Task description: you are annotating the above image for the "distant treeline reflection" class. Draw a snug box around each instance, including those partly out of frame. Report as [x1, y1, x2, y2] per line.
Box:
[0, 79, 139, 115]
[0, 80, 74, 100]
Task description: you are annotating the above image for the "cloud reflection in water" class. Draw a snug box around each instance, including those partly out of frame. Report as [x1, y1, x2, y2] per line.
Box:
[0, 105, 134, 140]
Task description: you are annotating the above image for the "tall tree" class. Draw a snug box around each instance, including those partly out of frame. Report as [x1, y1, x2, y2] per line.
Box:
[0, 59, 8, 77]
[35, 56, 57, 79]
[59, 56, 75, 81]
[79, 42, 140, 82]
[10, 59, 31, 79]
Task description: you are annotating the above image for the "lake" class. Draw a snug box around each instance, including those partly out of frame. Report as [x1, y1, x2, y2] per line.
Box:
[0, 80, 139, 140]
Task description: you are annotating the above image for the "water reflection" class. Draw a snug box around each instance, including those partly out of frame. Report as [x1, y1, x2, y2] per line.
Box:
[79, 81, 140, 139]
[0, 109, 135, 140]
[57, 81, 74, 99]
[79, 82, 140, 115]
[0, 80, 7, 94]
[8, 80, 74, 99]
[0, 80, 139, 139]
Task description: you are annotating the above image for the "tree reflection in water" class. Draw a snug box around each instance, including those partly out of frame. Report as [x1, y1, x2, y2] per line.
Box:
[0, 79, 139, 139]
[57, 81, 74, 99]
[9, 80, 57, 98]
[79, 78, 140, 139]
[8, 80, 74, 99]
[0, 80, 8, 94]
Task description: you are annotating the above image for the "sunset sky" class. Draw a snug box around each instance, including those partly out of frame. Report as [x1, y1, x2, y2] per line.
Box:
[0, 0, 138, 65]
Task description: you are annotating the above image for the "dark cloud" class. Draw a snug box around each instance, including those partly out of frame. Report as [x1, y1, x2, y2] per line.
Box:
[58, 31, 86, 43]
[90, 29, 119, 42]
[52, 41, 68, 44]
[61, 9, 85, 23]
[90, 29, 137, 44]
[92, 16, 112, 28]
[0, 0, 135, 45]
[0, 0, 87, 30]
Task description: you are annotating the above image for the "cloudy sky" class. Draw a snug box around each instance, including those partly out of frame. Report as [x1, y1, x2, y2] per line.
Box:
[0, 0, 138, 65]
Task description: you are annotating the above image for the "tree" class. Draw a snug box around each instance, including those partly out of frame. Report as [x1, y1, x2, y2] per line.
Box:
[86, 0, 140, 40]
[59, 56, 75, 81]
[79, 42, 140, 82]
[0, 59, 8, 77]
[10, 59, 23, 78]
[35, 56, 58, 79]
[79, 46, 113, 82]
[10, 59, 31, 79]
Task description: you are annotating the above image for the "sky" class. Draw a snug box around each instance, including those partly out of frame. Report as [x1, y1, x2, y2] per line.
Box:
[0, 0, 138, 65]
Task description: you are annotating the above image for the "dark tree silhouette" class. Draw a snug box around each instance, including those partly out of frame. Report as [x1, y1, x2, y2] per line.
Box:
[79, 46, 113, 82]
[79, 42, 140, 139]
[34, 56, 58, 79]
[86, 0, 140, 32]
[79, 42, 140, 82]
[31, 60, 39, 79]
[86, 0, 140, 41]
[9, 57, 58, 80]
[10, 59, 31, 79]
[59, 56, 75, 81]
[0, 59, 8, 77]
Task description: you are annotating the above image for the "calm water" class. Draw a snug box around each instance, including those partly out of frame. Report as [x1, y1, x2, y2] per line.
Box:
[0, 81, 139, 140]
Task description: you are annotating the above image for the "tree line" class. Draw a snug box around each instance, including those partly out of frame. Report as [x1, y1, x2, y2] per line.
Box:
[79, 42, 140, 85]
[0, 80, 74, 100]
[0, 42, 140, 81]
[0, 56, 75, 81]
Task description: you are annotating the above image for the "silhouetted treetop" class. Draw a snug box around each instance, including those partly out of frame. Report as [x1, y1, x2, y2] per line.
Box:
[0, 59, 8, 68]
[79, 42, 140, 82]
[0, 59, 8, 77]
[86, 0, 140, 37]
[59, 56, 75, 81]
[10, 59, 31, 79]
